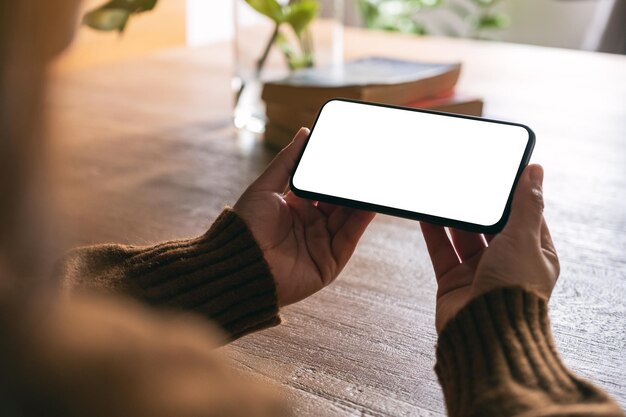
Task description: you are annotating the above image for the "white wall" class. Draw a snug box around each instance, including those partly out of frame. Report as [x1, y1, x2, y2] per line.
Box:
[186, 0, 283, 46]
[186, 0, 233, 46]
[500, 0, 600, 50]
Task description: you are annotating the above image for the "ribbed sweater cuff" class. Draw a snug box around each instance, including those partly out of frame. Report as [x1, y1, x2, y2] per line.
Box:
[124, 209, 280, 340]
[435, 287, 623, 417]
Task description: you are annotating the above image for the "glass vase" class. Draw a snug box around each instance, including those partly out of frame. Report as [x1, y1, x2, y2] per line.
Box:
[233, 0, 345, 134]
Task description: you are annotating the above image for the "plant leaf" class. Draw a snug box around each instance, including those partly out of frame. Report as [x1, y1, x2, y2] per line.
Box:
[134, 0, 158, 12]
[245, 0, 285, 23]
[83, 8, 131, 32]
[106, 0, 158, 12]
[284, 0, 319, 36]
[83, 0, 159, 32]
[477, 13, 509, 29]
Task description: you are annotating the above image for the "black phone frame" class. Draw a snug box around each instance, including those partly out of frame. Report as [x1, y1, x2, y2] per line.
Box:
[289, 98, 536, 234]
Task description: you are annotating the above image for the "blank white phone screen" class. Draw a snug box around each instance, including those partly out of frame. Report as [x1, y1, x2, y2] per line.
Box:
[292, 100, 531, 227]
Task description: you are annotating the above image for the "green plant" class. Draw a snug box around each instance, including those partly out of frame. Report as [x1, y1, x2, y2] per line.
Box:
[356, 0, 443, 35]
[468, 0, 509, 39]
[83, 0, 319, 72]
[246, 0, 320, 72]
[355, 0, 509, 40]
[83, 0, 158, 32]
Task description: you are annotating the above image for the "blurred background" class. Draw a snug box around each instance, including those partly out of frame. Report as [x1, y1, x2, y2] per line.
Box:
[57, 0, 625, 71]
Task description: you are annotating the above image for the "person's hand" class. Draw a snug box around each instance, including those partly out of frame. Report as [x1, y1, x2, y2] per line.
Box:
[420, 164, 560, 332]
[234, 128, 375, 306]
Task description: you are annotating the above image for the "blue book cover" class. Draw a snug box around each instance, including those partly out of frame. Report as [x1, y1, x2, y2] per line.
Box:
[269, 57, 460, 88]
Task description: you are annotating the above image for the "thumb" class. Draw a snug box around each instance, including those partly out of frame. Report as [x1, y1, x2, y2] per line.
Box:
[504, 164, 544, 236]
[252, 127, 309, 193]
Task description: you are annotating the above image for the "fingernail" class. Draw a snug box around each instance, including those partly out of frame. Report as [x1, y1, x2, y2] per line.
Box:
[529, 165, 544, 186]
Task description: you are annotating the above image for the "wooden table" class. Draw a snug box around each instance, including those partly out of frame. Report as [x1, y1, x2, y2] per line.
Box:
[50, 28, 626, 416]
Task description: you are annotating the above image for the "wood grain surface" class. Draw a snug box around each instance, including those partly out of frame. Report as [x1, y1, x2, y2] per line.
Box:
[49, 28, 626, 416]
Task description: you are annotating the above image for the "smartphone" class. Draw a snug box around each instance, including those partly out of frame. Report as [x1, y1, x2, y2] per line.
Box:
[290, 99, 535, 234]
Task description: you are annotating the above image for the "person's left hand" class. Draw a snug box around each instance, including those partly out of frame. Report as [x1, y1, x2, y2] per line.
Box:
[234, 128, 375, 306]
[420, 164, 559, 332]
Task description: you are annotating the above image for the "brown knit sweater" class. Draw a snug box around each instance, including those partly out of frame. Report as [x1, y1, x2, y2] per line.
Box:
[54, 208, 622, 416]
[60, 209, 281, 341]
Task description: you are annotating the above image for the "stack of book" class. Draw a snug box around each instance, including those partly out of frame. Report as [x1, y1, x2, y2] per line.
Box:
[261, 57, 483, 150]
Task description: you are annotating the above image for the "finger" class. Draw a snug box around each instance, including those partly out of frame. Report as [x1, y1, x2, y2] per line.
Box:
[484, 233, 496, 244]
[251, 127, 309, 193]
[449, 229, 486, 262]
[504, 164, 544, 237]
[332, 209, 375, 267]
[420, 223, 459, 279]
[540, 217, 560, 280]
[540, 217, 556, 254]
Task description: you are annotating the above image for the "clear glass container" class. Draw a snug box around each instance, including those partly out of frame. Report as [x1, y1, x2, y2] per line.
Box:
[233, 0, 345, 133]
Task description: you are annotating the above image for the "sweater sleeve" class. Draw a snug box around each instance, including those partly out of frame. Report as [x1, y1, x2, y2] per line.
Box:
[435, 287, 624, 417]
[58, 208, 280, 340]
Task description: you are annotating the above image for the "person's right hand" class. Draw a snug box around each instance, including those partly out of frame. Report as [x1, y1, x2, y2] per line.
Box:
[421, 164, 560, 332]
[234, 128, 375, 307]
